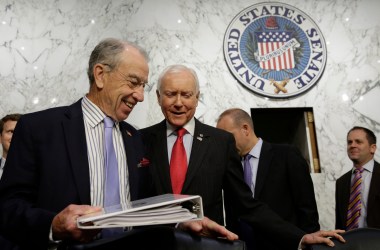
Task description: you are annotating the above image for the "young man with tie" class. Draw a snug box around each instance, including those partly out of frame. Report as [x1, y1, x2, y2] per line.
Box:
[335, 126, 380, 230]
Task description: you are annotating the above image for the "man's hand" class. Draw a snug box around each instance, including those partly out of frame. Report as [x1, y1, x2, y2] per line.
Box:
[52, 204, 102, 243]
[178, 216, 238, 241]
[302, 230, 345, 248]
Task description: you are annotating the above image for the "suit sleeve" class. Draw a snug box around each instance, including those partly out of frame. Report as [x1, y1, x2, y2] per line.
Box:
[286, 145, 320, 232]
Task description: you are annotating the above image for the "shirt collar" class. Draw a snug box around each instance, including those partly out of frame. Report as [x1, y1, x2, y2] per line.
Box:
[166, 117, 195, 137]
[0, 157, 5, 169]
[248, 138, 263, 159]
[82, 96, 119, 127]
[352, 159, 375, 173]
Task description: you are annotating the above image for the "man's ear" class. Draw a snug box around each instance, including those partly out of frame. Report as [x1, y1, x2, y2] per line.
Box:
[370, 144, 377, 155]
[242, 124, 250, 136]
[93, 64, 107, 89]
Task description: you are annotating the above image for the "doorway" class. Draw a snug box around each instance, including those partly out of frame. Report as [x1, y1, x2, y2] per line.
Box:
[250, 107, 320, 173]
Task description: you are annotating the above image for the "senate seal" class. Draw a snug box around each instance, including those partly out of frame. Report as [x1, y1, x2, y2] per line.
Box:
[224, 2, 327, 98]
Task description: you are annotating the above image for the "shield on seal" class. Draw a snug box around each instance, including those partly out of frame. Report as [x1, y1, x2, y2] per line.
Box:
[254, 17, 296, 71]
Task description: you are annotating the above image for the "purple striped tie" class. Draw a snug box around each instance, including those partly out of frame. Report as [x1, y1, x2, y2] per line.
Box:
[346, 167, 364, 230]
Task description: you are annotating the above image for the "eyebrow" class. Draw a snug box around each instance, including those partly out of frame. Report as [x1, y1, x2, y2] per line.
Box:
[126, 73, 147, 84]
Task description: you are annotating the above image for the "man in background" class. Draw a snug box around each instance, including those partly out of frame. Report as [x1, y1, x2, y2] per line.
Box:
[141, 64, 344, 250]
[336, 126, 380, 230]
[216, 108, 320, 250]
[0, 113, 21, 179]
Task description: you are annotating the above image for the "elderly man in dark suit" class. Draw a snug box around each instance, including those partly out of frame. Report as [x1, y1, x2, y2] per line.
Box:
[336, 126, 380, 230]
[0, 38, 152, 249]
[140, 64, 344, 249]
[216, 108, 320, 250]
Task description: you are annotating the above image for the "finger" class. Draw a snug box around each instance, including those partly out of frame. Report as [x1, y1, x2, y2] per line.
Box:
[178, 220, 202, 233]
[320, 230, 346, 243]
[200, 218, 238, 240]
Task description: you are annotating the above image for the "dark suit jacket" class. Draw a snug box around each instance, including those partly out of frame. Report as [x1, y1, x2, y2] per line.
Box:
[335, 160, 380, 229]
[141, 119, 305, 249]
[231, 142, 319, 250]
[0, 99, 152, 249]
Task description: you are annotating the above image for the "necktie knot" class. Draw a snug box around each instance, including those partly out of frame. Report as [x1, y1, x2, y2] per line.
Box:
[104, 116, 114, 128]
[177, 128, 187, 137]
[354, 167, 364, 174]
[244, 154, 253, 161]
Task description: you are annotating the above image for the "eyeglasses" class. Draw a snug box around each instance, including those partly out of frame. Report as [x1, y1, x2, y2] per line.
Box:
[102, 64, 150, 89]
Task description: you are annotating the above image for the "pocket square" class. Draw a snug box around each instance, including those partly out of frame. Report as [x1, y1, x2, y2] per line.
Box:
[138, 158, 150, 168]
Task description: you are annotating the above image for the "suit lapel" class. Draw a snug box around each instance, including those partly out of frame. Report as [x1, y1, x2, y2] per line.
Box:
[182, 120, 208, 192]
[255, 141, 272, 197]
[367, 161, 380, 219]
[340, 172, 352, 224]
[120, 122, 139, 200]
[62, 99, 91, 204]
[152, 121, 173, 192]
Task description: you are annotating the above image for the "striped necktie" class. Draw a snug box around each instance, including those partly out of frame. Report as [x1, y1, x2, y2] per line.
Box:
[346, 167, 364, 230]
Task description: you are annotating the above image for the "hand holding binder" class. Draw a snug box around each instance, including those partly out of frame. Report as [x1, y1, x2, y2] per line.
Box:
[77, 194, 203, 229]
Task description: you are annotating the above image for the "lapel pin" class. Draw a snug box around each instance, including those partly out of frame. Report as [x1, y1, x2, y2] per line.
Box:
[126, 130, 132, 136]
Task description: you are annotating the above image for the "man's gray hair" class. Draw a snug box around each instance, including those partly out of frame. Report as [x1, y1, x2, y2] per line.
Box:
[87, 38, 149, 85]
[156, 65, 200, 93]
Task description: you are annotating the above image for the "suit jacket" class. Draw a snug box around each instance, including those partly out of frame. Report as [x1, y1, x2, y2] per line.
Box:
[0, 99, 152, 249]
[141, 119, 305, 249]
[255, 142, 319, 232]
[232, 142, 320, 250]
[335, 160, 380, 229]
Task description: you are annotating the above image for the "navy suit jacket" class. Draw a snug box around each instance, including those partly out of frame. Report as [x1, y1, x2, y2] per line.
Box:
[335, 161, 380, 229]
[0, 99, 152, 249]
[140, 119, 305, 249]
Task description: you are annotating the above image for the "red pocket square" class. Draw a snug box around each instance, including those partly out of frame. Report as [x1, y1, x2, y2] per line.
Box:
[138, 158, 150, 167]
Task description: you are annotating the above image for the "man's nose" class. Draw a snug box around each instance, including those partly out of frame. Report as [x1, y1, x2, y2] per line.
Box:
[133, 86, 144, 102]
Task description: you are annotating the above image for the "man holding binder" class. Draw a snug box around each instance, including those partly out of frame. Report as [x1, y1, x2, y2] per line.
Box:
[140, 64, 344, 249]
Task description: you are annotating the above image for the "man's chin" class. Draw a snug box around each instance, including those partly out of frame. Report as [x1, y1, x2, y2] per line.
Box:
[168, 118, 187, 127]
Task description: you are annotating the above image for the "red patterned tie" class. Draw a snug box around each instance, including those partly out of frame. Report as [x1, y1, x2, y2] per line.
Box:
[170, 128, 187, 194]
[346, 167, 364, 230]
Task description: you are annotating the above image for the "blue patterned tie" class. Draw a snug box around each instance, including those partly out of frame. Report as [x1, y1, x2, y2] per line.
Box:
[102, 116, 122, 237]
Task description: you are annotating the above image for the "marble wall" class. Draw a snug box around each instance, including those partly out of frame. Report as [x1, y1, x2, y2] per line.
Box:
[1, 0, 379, 230]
